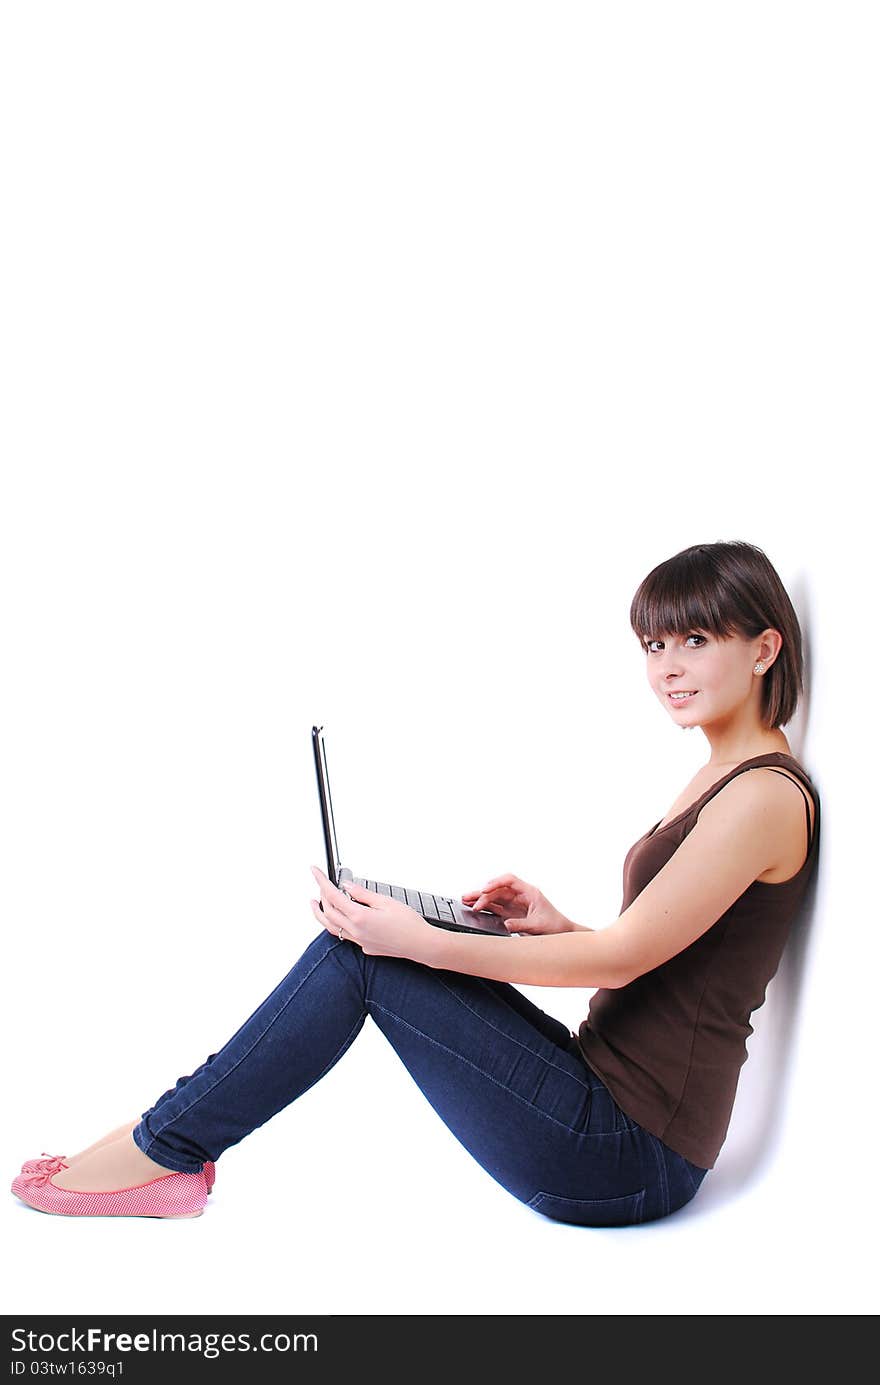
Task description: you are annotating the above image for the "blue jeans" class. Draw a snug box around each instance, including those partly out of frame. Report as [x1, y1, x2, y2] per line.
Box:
[133, 930, 708, 1227]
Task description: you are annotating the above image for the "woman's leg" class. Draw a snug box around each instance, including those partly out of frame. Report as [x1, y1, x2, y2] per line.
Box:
[68, 1120, 140, 1162]
[54, 929, 704, 1223]
[51, 1131, 172, 1190]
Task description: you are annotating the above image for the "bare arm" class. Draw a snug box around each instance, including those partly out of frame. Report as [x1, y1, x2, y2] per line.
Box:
[422, 924, 627, 988]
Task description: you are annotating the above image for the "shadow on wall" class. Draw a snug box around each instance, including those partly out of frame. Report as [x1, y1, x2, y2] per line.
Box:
[678, 572, 822, 1218]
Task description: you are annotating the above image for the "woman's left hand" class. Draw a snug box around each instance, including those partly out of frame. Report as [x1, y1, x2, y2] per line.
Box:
[310, 866, 437, 962]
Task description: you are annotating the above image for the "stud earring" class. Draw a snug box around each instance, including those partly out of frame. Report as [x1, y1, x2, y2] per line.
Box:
[754, 662, 766, 674]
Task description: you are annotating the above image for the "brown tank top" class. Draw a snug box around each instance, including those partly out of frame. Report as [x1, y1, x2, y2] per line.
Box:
[576, 752, 820, 1169]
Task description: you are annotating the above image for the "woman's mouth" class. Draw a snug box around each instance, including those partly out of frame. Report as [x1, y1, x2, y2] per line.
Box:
[668, 691, 698, 702]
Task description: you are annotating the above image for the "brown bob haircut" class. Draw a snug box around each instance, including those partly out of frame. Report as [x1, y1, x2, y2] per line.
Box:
[630, 541, 804, 730]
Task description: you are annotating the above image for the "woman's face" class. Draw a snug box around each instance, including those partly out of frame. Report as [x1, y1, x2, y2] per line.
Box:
[643, 628, 762, 731]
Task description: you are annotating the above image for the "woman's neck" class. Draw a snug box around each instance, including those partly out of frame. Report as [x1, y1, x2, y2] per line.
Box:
[701, 729, 792, 766]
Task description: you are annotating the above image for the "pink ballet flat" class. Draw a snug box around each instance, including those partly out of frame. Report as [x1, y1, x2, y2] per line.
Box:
[22, 1153, 215, 1192]
[11, 1166, 209, 1218]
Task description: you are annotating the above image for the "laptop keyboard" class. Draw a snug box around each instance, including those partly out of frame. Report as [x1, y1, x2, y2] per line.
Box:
[353, 878, 457, 925]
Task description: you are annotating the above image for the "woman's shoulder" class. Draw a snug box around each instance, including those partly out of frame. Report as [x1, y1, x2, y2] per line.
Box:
[740, 754, 818, 826]
[697, 756, 816, 884]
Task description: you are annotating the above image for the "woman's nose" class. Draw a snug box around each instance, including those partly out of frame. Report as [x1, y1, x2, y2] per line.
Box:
[658, 652, 685, 679]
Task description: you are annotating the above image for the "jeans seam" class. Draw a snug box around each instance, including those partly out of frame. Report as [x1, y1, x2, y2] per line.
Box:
[369, 1000, 623, 1139]
[527, 1187, 646, 1212]
[429, 972, 597, 1099]
[142, 942, 339, 1148]
[131, 1124, 201, 1175]
[682, 1161, 701, 1194]
[647, 1137, 670, 1215]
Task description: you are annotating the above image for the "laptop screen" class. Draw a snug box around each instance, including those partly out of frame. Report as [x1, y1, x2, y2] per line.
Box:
[312, 725, 342, 886]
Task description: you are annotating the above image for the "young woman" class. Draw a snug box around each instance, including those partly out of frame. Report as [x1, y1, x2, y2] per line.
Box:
[12, 540, 820, 1226]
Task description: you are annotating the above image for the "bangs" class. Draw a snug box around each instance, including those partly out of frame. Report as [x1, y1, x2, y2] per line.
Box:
[630, 548, 761, 645]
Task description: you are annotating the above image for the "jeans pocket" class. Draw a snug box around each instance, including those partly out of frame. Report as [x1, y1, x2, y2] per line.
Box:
[527, 1187, 646, 1227]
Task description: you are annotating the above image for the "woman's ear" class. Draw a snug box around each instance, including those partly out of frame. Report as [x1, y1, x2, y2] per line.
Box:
[756, 628, 784, 668]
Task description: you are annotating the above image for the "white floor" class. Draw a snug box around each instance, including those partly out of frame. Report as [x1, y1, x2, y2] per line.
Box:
[3, 1015, 872, 1318]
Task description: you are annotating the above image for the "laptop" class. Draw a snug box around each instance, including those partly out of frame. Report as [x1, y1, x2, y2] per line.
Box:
[312, 724, 511, 936]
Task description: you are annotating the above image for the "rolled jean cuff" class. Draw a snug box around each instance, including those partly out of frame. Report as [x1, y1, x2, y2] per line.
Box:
[132, 1118, 206, 1175]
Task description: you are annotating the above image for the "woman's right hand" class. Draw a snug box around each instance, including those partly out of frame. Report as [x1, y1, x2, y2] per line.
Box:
[461, 874, 572, 935]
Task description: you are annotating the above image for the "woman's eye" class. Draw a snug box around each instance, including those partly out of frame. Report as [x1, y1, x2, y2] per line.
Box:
[645, 634, 706, 654]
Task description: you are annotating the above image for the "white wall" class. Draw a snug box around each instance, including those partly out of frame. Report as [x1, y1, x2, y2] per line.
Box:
[2, 1, 877, 1315]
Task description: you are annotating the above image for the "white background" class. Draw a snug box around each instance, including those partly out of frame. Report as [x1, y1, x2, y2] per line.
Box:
[2, 1, 877, 1316]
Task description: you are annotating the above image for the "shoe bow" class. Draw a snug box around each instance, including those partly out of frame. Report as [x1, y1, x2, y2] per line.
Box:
[21, 1156, 68, 1186]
